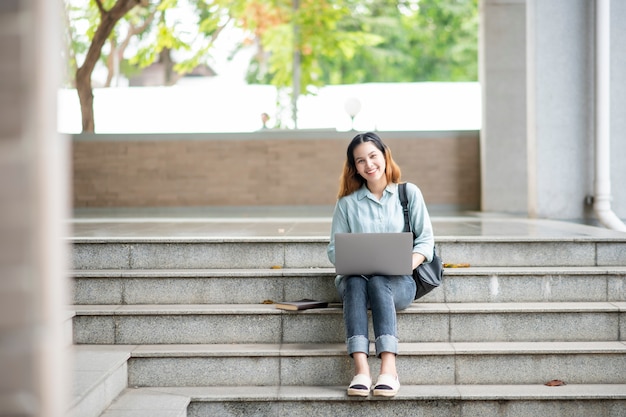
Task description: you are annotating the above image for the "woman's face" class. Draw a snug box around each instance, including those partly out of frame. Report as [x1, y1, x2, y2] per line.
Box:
[353, 141, 386, 185]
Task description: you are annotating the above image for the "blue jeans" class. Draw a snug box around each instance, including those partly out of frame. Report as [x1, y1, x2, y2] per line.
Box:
[336, 274, 416, 358]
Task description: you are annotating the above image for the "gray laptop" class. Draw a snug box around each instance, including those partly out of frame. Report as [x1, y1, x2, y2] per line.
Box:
[334, 232, 413, 275]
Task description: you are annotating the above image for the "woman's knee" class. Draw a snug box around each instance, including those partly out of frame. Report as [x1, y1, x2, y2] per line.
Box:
[341, 275, 368, 301]
[344, 275, 368, 291]
[367, 275, 392, 292]
[393, 276, 416, 310]
[367, 275, 414, 310]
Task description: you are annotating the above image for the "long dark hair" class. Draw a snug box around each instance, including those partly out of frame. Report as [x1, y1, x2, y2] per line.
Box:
[337, 132, 402, 198]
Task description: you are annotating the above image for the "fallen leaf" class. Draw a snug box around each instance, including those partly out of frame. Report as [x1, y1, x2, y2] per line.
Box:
[545, 379, 566, 386]
[443, 263, 471, 268]
[270, 265, 283, 269]
[262, 300, 275, 304]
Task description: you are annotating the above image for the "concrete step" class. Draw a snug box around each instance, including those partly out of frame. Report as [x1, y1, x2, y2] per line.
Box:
[99, 388, 189, 417]
[127, 385, 626, 417]
[72, 302, 626, 345]
[71, 235, 626, 270]
[68, 346, 129, 417]
[71, 266, 626, 305]
[119, 342, 626, 388]
[65, 309, 76, 347]
[71, 268, 340, 305]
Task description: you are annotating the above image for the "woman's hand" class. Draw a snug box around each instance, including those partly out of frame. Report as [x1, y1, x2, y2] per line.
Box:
[411, 252, 426, 270]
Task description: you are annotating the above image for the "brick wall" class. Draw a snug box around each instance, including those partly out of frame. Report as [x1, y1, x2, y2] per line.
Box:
[73, 131, 480, 208]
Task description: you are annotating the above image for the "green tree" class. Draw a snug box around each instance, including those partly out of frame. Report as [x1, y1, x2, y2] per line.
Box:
[405, 0, 478, 81]
[66, 0, 231, 132]
[70, 0, 146, 132]
[317, 0, 478, 84]
[236, 0, 477, 125]
[237, 0, 381, 127]
[66, 0, 478, 132]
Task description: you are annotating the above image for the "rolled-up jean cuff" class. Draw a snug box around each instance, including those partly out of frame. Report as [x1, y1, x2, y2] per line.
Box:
[347, 335, 370, 357]
[375, 335, 399, 357]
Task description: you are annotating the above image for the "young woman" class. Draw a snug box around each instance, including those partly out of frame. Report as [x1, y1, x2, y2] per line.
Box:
[327, 132, 434, 397]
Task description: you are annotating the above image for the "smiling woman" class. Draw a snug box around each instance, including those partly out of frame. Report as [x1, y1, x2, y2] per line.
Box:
[354, 142, 387, 196]
[326, 131, 435, 397]
[338, 132, 401, 199]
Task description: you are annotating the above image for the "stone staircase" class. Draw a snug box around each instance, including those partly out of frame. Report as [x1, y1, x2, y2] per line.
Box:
[67, 218, 626, 417]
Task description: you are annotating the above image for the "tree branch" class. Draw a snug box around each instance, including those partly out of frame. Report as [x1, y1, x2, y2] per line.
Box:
[79, 0, 142, 77]
[122, 8, 157, 52]
[106, 8, 157, 86]
[210, 17, 231, 44]
[77, 0, 144, 131]
[94, 0, 106, 15]
[104, 37, 116, 87]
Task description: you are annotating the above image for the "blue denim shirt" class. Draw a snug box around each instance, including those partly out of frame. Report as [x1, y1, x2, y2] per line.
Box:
[327, 182, 435, 273]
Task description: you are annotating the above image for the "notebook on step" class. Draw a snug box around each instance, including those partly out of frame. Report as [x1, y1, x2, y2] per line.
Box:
[334, 232, 413, 276]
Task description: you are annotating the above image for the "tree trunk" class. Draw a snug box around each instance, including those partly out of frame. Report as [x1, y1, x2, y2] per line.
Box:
[160, 48, 175, 85]
[104, 38, 117, 88]
[75, 0, 142, 132]
[76, 66, 95, 132]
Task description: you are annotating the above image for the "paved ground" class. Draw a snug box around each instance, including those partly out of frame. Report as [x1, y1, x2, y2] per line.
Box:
[70, 207, 626, 240]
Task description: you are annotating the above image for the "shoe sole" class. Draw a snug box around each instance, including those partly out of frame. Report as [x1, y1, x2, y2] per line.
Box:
[372, 388, 398, 397]
[347, 388, 370, 397]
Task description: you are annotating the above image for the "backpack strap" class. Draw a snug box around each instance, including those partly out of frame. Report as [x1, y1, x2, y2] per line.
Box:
[398, 183, 412, 236]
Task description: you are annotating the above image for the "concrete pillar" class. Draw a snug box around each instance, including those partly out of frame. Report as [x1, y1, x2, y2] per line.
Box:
[611, 0, 626, 218]
[0, 0, 70, 416]
[526, 0, 594, 219]
[479, 0, 528, 214]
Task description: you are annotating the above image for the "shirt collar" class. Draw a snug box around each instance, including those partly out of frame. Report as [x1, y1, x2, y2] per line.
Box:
[356, 183, 398, 200]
